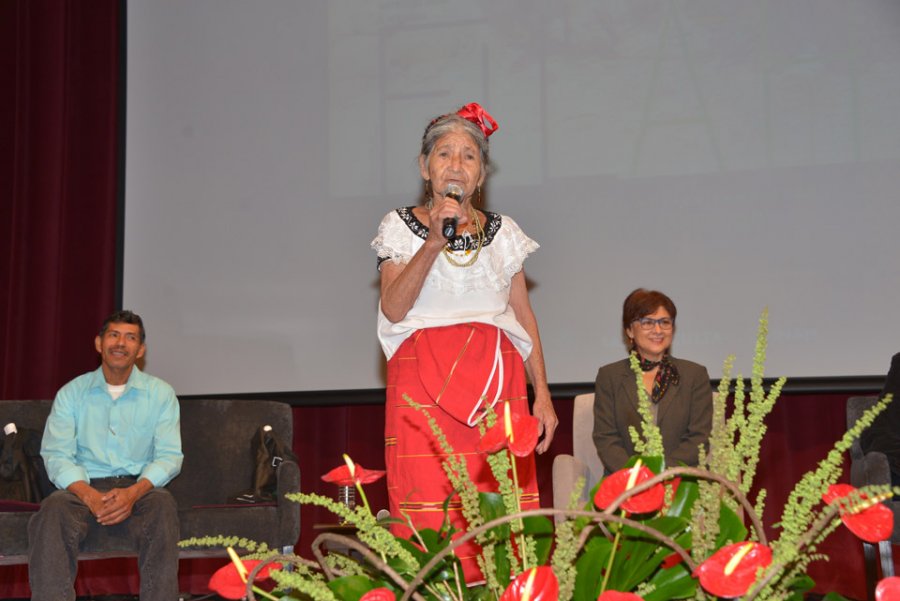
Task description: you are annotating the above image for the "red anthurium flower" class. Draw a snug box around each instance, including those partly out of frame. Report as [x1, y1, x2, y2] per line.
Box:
[499, 566, 559, 601]
[321, 454, 386, 487]
[208, 558, 280, 600]
[598, 591, 644, 601]
[360, 587, 397, 601]
[694, 541, 772, 599]
[594, 461, 665, 514]
[478, 403, 539, 458]
[877, 576, 900, 601]
[823, 483, 894, 543]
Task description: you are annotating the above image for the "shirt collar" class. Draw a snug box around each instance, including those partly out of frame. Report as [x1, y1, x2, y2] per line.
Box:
[88, 365, 147, 392]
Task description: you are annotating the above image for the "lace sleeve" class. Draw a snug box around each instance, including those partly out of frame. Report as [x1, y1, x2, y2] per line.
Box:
[492, 215, 539, 278]
[371, 210, 414, 269]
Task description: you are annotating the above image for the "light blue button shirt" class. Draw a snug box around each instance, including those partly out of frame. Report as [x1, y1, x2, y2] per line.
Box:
[42, 366, 183, 489]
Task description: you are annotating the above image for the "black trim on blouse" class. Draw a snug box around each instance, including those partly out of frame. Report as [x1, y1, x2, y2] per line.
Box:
[376, 207, 502, 269]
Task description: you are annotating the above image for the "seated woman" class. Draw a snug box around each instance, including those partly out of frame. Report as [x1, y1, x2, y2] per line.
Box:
[593, 288, 713, 472]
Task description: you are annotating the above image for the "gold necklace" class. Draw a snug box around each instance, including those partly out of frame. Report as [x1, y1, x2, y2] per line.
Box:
[442, 207, 484, 268]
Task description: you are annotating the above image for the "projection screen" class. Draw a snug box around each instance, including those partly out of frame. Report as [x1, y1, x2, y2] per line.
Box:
[124, 1, 900, 395]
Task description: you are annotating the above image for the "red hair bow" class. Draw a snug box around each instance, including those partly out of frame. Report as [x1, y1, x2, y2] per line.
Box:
[457, 102, 498, 138]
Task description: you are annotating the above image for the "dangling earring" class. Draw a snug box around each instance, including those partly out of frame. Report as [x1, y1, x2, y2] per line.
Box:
[424, 180, 433, 208]
[475, 185, 482, 206]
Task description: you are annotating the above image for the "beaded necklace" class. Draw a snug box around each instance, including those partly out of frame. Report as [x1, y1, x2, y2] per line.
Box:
[442, 207, 484, 267]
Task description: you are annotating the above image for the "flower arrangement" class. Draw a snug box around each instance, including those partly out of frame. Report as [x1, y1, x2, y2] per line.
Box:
[183, 310, 896, 600]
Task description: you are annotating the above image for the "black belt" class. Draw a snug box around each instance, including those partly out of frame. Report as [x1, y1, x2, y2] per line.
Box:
[90, 475, 139, 483]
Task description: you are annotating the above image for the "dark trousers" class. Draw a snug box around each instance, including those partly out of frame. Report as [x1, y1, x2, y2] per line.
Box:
[27, 477, 179, 601]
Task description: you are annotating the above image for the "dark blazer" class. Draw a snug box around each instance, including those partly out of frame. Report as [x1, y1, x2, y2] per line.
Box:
[860, 352, 900, 480]
[593, 357, 713, 472]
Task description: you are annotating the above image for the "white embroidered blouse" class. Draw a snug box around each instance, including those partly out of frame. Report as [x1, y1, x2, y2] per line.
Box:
[371, 207, 539, 361]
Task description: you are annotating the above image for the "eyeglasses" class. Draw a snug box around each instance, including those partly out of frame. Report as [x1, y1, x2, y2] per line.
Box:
[633, 317, 674, 331]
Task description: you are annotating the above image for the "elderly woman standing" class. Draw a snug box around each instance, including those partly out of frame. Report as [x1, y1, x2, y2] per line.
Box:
[372, 102, 557, 581]
[593, 288, 713, 473]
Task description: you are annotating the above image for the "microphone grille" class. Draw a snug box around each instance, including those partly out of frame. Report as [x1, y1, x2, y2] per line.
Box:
[444, 184, 463, 201]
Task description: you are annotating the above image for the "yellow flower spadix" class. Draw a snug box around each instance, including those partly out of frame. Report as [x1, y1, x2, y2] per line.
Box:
[625, 459, 644, 491]
[724, 542, 755, 576]
[342, 453, 356, 479]
[521, 567, 539, 601]
[504, 402, 514, 443]
[226, 546, 249, 583]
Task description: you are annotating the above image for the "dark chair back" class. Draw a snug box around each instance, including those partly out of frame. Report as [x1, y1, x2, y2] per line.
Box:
[168, 399, 294, 509]
[0, 401, 54, 434]
[846, 395, 896, 601]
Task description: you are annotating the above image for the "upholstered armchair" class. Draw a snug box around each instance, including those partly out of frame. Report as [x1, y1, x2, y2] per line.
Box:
[551, 393, 605, 522]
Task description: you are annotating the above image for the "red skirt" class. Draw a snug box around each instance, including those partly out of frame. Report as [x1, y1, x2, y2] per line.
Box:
[385, 323, 539, 583]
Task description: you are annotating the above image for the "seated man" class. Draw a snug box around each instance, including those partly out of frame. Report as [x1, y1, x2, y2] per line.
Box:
[28, 310, 183, 601]
[861, 352, 900, 488]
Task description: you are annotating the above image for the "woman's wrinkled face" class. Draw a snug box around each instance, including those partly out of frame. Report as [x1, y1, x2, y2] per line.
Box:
[419, 128, 485, 201]
[625, 306, 674, 362]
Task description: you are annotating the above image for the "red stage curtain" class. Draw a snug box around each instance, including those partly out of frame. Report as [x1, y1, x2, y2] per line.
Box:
[0, 0, 120, 402]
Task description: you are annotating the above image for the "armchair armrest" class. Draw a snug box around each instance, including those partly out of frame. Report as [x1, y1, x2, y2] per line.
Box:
[552, 454, 589, 523]
[851, 448, 892, 490]
[275, 458, 301, 551]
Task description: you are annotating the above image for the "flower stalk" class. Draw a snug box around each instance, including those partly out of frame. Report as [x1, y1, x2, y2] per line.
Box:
[504, 402, 529, 570]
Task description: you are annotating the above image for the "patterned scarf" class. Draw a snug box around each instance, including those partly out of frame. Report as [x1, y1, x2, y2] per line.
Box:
[637, 353, 680, 404]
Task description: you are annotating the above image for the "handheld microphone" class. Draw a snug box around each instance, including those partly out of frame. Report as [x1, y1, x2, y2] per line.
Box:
[441, 184, 464, 239]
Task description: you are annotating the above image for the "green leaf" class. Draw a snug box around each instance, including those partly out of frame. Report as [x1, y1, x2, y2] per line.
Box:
[642, 563, 697, 601]
[479, 492, 510, 540]
[607, 516, 691, 591]
[396, 537, 427, 563]
[715, 502, 748, 547]
[784, 573, 816, 601]
[326, 574, 379, 600]
[665, 479, 698, 519]
[393, 535, 457, 583]
[522, 515, 554, 564]
[787, 573, 815, 592]
[821, 593, 853, 601]
[417, 528, 453, 555]
[493, 542, 511, 589]
[466, 585, 498, 600]
[572, 536, 613, 601]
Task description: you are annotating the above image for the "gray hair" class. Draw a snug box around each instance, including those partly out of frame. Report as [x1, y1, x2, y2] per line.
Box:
[420, 114, 493, 175]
